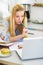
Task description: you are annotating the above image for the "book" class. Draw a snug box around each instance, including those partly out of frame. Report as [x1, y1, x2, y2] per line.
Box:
[0, 38, 14, 46]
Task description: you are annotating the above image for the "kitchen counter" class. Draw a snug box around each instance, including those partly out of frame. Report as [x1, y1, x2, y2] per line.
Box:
[28, 22, 43, 38]
[0, 22, 43, 65]
[0, 51, 21, 65]
[0, 51, 43, 65]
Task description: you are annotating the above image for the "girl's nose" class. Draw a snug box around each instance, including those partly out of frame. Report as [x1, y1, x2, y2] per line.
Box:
[19, 17, 21, 21]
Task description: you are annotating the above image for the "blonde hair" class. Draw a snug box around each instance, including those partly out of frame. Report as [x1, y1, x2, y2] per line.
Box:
[8, 4, 27, 36]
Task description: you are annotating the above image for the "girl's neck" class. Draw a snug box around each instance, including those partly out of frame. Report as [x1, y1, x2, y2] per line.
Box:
[15, 22, 19, 28]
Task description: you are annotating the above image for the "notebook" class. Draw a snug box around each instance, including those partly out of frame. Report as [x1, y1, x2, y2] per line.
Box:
[0, 38, 13, 46]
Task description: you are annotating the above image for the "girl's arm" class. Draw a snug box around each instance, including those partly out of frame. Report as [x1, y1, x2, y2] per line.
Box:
[9, 34, 24, 42]
[1, 19, 9, 40]
[10, 27, 28, 42]
[1, 35, 5, 40]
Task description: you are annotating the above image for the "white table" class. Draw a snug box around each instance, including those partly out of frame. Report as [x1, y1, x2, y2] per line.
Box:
[0, 51, 43, 65]
[0, 51, 21, 65]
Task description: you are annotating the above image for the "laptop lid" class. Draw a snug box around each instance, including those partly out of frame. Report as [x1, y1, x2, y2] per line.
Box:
[16, 37, 43, 60]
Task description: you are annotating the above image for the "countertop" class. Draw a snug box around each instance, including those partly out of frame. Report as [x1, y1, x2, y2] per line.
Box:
[0, 22, 43, 65]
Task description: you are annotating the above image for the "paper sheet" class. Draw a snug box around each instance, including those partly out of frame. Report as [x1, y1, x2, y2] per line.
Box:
[9, 42, 23, 51]
[0, 38, 5, 42]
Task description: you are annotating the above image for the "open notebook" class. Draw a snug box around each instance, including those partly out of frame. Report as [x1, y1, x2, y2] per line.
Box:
[9, 42, 23, 51]
[0, 38, 10, 43]
[0, 38, 14, 46]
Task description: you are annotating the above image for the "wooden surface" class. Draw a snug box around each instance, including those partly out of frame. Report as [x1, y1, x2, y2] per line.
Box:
[0, 60, 21, 65]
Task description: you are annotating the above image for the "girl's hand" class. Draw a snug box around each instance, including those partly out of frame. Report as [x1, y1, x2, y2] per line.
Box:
[1, 35, 5, 40]
[22, 27, 28, 38]
[18, 44, 23, 49]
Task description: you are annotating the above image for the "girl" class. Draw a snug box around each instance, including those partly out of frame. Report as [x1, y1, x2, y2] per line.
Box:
[1, 4, 28, 42]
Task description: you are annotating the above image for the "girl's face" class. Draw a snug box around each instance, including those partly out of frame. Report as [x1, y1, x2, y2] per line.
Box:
[14, 11, 24, 25]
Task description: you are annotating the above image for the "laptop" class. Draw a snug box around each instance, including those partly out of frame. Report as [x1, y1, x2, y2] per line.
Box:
[16, 37, 43, 60]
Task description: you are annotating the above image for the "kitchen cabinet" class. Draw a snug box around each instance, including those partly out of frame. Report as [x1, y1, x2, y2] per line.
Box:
[15, 0, 35, 4]
[8, 0, 35, 12]
[34, 0, 43, 3]
[30, 5, 43, 23]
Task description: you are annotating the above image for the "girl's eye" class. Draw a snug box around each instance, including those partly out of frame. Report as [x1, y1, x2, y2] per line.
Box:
[22, 16, 24, 17]
[16, 15, 24, 18]
[16, 16, 19, 17]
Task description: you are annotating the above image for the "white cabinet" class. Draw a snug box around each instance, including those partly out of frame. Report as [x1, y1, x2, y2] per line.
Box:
[15, 0, 35, 4]
[34, 0, 43, 3]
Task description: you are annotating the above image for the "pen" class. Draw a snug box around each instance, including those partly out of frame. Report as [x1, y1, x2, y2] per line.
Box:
[21, 23, 34, 35]
[28, 32, 34, 35]
[21, 23, 43, 31]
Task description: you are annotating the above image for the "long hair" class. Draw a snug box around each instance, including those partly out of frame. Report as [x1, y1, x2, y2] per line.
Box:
[8, 4, 27, 36]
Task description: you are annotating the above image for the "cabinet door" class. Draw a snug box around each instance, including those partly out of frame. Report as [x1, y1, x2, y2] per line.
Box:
[15, 0, 35, 4]
[35, 0, 43, 3]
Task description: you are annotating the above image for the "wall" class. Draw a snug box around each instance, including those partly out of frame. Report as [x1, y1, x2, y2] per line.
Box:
[0, 1, 9, 34]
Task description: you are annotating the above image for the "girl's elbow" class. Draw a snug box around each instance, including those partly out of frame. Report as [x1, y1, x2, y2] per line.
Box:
[9, 37, 16, 42]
